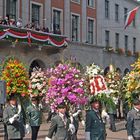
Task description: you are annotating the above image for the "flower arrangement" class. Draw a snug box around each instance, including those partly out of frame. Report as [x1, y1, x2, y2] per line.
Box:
[133, 51, 139, 57]
[120, 58, 140, 107]
[84, 63, 112, 110]
[115, 48, 125, 55]
[105, 65, 121, 96]
[125, 58, 140, 99]
[45, 63, 88, 109]
[85, 63, 108, 94]
[126, 50, 132, 56]
[0, 57, 29, 97]
[85, 63, 103, 78]
[104, 46, 114, 53]
[29, 68, 48, 97]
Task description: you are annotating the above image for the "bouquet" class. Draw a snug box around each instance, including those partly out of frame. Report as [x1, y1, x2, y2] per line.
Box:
[85, 63, 103, 78]
[105, 66, 121, 96]
[29, 68, 47, 97]
[85, 63, 108, 95]
[45, 63, 88, 109]
[0, 57, 29, 97]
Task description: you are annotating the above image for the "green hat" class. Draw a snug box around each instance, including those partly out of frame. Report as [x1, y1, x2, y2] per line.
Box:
[57, 102, 66, 109]
[89, 96, 100, 104]
[31, 97, 38, 101]
[8, 93, 17, 101]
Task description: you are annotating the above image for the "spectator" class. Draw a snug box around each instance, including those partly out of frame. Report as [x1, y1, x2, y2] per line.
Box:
[9, 19, 16, 27]
[16, 18, 22, 28]
[2, 16, 9, 25]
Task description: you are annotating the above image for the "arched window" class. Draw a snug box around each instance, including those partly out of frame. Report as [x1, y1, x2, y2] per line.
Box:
[124, 68, 130, 76]
[29, 59, 45, 76]
[104, 66, 109, 76]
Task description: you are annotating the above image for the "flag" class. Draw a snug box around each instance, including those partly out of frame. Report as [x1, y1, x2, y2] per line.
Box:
[124, 6, 139, 29]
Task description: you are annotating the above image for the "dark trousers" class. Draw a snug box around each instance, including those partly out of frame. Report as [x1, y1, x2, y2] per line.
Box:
[134, 137, 140, 140]
[4, 123, 8, 140]
[108, 114, 116, 131]
[31, 126, 40, 140]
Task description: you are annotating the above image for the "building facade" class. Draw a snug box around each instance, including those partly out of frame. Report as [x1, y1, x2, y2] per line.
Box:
[96, 0, 140, 55]
[0, 0, 138, 74]
[0, 0, 96, 44]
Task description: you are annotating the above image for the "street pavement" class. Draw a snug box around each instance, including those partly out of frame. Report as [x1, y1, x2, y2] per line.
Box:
[0, 119, 128, 140]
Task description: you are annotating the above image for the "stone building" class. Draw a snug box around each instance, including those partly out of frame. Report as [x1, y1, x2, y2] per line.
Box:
[0, 0, 138, 75]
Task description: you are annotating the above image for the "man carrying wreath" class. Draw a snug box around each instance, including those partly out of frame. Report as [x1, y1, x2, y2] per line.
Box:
[45, 102, 75, 140]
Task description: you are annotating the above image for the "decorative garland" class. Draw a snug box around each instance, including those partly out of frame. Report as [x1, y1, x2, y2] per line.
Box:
[0, 25, 67, 47]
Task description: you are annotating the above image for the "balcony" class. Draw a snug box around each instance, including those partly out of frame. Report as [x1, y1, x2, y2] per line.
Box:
[0, 25, 67, 49]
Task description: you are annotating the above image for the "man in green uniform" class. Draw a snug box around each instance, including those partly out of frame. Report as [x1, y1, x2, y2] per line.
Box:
[26, 97, 42, 140]
[3, 94, 25, 140]
[85, 98, 106, 140]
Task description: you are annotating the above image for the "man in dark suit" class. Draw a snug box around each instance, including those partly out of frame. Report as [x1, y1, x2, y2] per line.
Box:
[26, 97, 42, 140]
[85, 98, 106, 140]
[3, 93, 25, 140]
[45, 102, 75, 140]
[127, 98, 140, 140]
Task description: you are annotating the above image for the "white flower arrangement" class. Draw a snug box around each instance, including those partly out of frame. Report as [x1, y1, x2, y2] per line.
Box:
[29, 68, 47, 97]
[85, 63, 103, 78]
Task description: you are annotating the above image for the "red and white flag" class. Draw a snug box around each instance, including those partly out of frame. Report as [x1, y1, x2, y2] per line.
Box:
[124, 6, 139, 29]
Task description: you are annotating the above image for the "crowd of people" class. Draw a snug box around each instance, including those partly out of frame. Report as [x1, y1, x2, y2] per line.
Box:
[0, 15, 61, 35]
[1, 92, 140, 140]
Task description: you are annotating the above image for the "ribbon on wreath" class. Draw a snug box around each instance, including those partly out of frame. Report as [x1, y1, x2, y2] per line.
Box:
[90, 75, 108, 95]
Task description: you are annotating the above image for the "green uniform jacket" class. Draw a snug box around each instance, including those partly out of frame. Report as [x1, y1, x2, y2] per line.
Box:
[26, 104, 42, 126]
[85, 109, 106, 140]
[3, 104, 25, 139]
[47, 114, 72, 140]
[127, 108, 140, 138]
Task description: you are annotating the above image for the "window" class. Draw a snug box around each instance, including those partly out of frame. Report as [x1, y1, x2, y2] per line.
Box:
[115, 4, 119, 22]
[71, 0, 80, 3]
[72, 15, 79, 41]
[124, 35, 128, 52]
[53, 10, 61, 34]
[115, 33, 119, 49]
[124, 8, 128, 23]
[6, 0, 17, 20]
[88, 0, 94, 7]
[105, 0, 109, 19]
[105, 30, 110, 47]
[133, 37, 136, 54]
[32, 4, 40, 26]
[88, 19, 94, 44]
